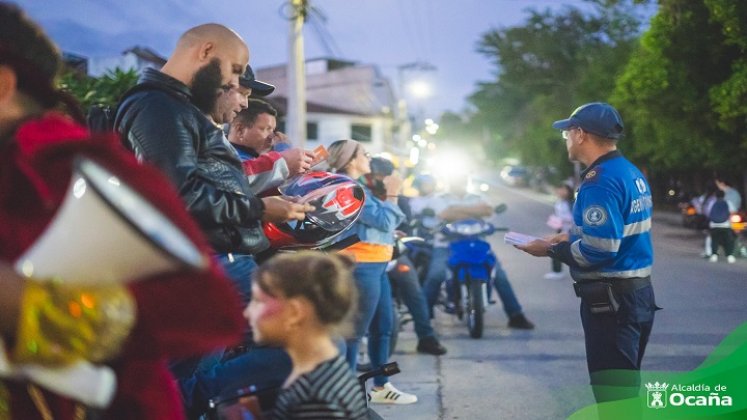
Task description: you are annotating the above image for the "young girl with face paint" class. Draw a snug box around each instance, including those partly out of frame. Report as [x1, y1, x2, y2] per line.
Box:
[244, 252, 367, 420]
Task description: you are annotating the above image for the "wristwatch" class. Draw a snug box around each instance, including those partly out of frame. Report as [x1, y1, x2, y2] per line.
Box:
[546, 243, 557, 258]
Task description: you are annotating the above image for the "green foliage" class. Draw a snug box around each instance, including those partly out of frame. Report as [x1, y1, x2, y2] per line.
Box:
[705, 0, 747, 155]
[612, 0, 747, 180]
[58, 67, 138, 112]
[460, 1, 643, 176]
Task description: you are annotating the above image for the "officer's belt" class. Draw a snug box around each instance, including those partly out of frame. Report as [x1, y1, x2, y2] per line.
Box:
[575, 276, 651, 294]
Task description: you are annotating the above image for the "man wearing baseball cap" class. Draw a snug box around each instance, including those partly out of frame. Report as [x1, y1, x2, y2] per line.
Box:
[239, 65, 275, 96]
[516, 102, 658, 404]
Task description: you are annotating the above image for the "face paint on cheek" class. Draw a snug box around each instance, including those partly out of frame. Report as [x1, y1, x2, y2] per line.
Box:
[255, 296, 284, 322]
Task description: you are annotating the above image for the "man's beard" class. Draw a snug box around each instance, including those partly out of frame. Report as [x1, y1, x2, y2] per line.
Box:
[191, 58, 223, 114]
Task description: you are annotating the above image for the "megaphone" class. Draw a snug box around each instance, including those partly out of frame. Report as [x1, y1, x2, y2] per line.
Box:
[2, 156, 210, 408]
[15, 157, 208, 282]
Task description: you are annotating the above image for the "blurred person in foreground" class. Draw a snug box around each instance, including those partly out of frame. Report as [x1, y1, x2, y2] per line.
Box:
[245, 252, 367, 419]
[0, 3, 244, 418]
[516, 102, 658, 403]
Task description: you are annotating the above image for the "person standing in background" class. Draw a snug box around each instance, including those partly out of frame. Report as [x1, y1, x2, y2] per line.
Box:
[544, 182, 575, 280]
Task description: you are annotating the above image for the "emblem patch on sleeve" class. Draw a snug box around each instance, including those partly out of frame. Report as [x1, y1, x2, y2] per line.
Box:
[583, 205, 608, 226]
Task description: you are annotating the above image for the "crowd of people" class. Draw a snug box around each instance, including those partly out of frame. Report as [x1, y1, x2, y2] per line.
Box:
[0, 4, 535, 419]
[1, 3, 679, 419]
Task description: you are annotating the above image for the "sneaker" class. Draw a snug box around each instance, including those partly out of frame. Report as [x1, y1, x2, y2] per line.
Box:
[709, 254, 719, 263]
[417, 336, 447, 356]
[369, 382, 418, 405]
[543, 271, 565, 280]
[508, 314, 535, 330]
[727, 255, 736, 264]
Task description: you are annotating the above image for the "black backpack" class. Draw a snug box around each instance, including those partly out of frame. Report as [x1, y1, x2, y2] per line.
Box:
[86, 104, 117, 133]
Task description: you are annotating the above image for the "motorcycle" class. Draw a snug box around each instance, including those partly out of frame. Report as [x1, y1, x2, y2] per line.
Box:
[441, 204, 507, 339]
[730, 211, 747, 257]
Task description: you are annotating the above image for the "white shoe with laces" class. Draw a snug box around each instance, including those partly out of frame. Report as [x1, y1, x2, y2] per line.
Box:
[709, 254, 718, 263]
[727, 255, 736, 264]
[368, 382, 418, 405]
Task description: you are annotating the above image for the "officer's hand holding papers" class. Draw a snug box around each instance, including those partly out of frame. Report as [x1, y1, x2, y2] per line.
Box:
[504, 231, 540, 246]
[507, 231, 568, 257]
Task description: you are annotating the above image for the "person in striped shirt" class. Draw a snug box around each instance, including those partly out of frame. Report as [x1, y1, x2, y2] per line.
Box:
[245, 252, 368, 419]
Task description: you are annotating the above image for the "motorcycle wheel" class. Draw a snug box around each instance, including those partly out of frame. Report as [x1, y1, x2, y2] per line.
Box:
[467, 280, 484, 339]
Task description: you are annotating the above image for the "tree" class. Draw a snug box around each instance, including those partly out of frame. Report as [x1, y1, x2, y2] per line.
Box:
[467, 0, 644, 177]
[612, 0, 747, 196]
[58, 67, 138, 112]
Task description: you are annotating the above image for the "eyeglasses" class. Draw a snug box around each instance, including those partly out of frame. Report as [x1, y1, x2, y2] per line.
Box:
[562, 127, 580, 140]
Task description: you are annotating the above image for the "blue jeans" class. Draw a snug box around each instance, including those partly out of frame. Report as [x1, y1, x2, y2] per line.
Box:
[170, 254, 259, 381]
[389, 255, 435, 340]
[345, 262, 393, 387]
[216, 253, 258, 307]
[179, 346, 292, 418]
[423, 246, 523, 318]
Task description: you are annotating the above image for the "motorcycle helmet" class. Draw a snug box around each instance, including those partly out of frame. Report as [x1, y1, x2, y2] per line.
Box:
[263, 171, 365, 249]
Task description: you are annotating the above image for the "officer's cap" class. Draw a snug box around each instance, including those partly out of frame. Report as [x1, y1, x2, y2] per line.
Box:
[552, 102, 624, 140]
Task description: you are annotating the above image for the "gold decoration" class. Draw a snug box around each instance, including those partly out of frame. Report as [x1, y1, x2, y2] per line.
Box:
[13, 280, 136, 365]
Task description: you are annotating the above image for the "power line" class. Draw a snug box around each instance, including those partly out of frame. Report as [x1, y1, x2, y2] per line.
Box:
[307, 7, 343, 58]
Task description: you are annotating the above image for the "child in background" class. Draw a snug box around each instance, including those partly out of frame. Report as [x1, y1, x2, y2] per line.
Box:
[245, 252, 368, 419]
[544, 183, 575, 279]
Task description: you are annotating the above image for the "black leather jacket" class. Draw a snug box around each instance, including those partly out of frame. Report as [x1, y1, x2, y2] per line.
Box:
[115, 68, 269, 254]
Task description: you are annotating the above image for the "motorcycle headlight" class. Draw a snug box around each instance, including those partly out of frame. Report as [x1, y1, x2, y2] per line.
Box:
[453, 223, 484, 236]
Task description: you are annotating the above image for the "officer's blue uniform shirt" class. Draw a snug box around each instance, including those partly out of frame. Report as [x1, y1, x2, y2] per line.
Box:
[561, 150, 653, 281]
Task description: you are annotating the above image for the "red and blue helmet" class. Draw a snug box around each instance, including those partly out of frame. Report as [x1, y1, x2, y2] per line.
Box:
[263, 171, 365, 249]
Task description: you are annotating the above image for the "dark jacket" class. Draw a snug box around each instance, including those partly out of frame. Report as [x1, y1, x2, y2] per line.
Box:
[115, 68, 268, 254]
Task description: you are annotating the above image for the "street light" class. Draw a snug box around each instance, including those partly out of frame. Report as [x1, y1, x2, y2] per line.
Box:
[407, 80, 432, 99]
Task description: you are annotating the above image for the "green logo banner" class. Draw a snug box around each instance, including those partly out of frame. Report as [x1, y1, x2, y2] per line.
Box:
[570, 322, 747, 419]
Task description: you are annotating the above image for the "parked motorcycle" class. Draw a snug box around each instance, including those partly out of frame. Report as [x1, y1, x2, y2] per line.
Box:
[730, 211, 747, 257]
[440, 204, 508, 339]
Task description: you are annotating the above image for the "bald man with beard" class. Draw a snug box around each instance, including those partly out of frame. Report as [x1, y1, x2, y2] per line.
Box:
[115, 24, 311, 386]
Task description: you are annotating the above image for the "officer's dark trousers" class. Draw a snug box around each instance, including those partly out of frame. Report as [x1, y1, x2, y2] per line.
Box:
[580, 284, 656, 404]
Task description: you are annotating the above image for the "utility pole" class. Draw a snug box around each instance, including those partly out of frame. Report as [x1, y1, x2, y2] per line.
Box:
[287, 0, 308, 148]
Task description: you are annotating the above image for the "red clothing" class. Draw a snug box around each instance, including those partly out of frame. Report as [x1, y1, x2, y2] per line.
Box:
[0, 113, 244, 419]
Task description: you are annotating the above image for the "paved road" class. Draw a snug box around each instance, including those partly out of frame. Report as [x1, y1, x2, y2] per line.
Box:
[375, 183, 747, 420]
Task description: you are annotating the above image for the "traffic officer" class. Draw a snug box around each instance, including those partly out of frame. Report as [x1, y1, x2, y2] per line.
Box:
[516, 102, 658, 403]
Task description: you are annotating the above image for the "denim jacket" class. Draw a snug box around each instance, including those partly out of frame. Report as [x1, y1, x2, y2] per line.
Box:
[344, 184, 405, 246]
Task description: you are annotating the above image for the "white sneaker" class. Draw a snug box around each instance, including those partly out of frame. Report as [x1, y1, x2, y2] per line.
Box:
[709, 254, 718, 263]
[369, 382, 418, 405]
[543, 271, 565, 280]
[727, 255, 736, 264]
